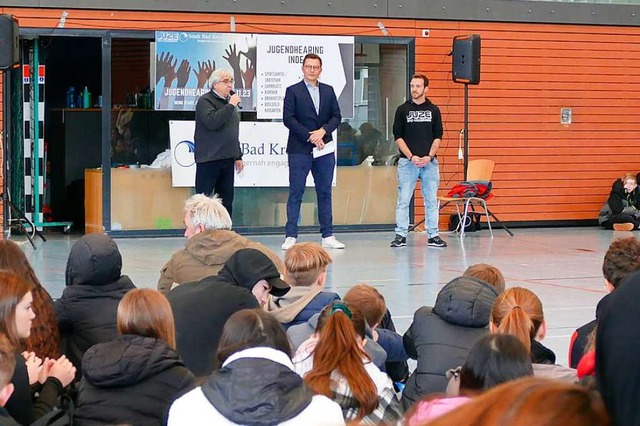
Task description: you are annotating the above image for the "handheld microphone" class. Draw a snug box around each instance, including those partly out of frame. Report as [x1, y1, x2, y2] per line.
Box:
[229, 90, 242, 109]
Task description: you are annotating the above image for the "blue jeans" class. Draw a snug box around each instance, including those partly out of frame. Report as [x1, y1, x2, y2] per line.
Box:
[395, 157, 440, 238]
[286, 153, 335, 238]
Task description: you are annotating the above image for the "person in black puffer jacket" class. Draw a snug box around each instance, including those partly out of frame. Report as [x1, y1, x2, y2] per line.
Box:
[402, 276, 500, 409]
[54, 234, 136, 376]
[75, 289, 195, 425]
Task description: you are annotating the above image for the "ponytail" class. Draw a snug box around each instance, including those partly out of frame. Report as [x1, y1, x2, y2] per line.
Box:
[496, 306, 534, 353]
[304, 303, 378, 419]
[491, 287, 544, 354]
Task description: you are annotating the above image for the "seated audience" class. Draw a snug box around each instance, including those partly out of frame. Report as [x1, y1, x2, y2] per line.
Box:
[569, 236, 640, 368]
[265, 242, 340, 329]
[75, 289, 195, 425]
[0, 335, 19, 425]
[168, 248, 290, 377]
[599, 172, 640, 231]
[402, 275, 500, 408]
[1, 271, 76, 425]
[298, 301, 403, 424]
[55, 234, 136, 374]
[168, 309, 344, 425]
[463, 263, 506, 293]
[408, 334, 533, 425]
[596, 269, 640, 426]
[0, 240, 59, 359]
[158, 194, 284, 294]
[426, 377, 609, 426]
[491, 287, 577, 382]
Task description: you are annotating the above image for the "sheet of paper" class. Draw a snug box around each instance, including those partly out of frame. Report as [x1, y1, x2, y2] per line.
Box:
[312, 140, 336, 158]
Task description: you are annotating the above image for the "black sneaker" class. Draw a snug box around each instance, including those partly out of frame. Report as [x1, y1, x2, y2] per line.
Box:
[427, 236, 447, 247]
[390, 234, 407, 248]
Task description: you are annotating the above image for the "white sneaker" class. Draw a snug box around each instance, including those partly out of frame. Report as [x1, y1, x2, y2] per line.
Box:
[322, 236, 345, 249]
[281, 237, 297, 250]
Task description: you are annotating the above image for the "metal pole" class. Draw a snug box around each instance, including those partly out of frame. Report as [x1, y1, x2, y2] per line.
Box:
[101, 32, 112, 232]
[464, 83, 469, 181]
[2, 69, 9, 239]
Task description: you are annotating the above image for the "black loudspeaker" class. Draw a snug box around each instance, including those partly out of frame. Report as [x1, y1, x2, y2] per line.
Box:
[452, 34, 481, 85]
[0, 15, 19, 70]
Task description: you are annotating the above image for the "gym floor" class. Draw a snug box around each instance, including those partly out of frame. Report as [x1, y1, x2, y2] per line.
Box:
[19, 226, 626, 367]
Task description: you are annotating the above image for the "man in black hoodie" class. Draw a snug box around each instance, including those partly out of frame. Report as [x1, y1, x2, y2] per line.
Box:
[390, 73, 447, 249]
[168, 248, 290, 377]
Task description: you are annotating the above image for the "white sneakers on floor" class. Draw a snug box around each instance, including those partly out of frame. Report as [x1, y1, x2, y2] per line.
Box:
[281, 237, 297, 250]
[321, 236, 346, 249]
[281, 236, 346, 250]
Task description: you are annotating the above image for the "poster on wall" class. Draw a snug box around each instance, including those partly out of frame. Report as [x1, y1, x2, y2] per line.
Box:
[154, 32, 257, 111]
[169, 121, 336, 187]
[256, 35, 354, 119]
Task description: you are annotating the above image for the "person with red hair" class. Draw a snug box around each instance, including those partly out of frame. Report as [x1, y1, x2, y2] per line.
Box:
[298, 301, 402, 424]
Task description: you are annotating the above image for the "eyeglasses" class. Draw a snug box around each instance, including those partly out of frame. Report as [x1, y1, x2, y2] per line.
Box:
[218, 78, 234, 84]
[304, 65, 321, 71]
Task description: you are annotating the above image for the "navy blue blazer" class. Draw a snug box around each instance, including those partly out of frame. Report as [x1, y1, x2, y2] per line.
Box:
[283, 80, 342, 154]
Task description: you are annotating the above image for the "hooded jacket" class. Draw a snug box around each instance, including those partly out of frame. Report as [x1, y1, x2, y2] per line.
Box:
[54, 234, 136, 372]
[597, 270, 640, 426]
[168, 347, 344, 426]
[401, 276, 499, 408]
[157, 229, 284, 294]
[167, 249, 288, 377]
[74, 335, 195, 426]
[265, 286, 340, 329]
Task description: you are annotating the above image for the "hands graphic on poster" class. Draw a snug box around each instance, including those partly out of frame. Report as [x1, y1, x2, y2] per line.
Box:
[156, 52, 178, 87]
[223, 44, 244, 89]
[241, 58, 255, 90]
[193, 60, 216, 88]
[176, 59, 192, 88]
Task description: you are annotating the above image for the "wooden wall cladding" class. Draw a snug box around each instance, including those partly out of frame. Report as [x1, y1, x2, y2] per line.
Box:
[3, 8, 640, 226]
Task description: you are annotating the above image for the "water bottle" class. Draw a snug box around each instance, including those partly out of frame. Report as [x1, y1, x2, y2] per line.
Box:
[66, 87, 76, 108]
[83, 86, 91, 109]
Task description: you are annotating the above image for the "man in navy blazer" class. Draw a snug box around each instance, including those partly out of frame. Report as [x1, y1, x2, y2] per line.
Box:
[281, 53, 345, 250]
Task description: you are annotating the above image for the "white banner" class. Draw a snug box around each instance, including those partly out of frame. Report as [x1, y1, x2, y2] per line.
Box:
[256, 35, 354, 119]
[169, 121, 336, 188]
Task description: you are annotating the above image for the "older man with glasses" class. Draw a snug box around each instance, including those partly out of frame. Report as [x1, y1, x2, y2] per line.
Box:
[194, 68, 244, 216]
[281, 53, 345, 251]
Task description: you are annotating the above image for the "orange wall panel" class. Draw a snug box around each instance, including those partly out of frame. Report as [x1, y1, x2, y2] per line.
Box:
[4, 7, 640, 229]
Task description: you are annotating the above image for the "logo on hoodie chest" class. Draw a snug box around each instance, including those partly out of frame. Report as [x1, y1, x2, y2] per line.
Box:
[406, 110, 432, 123]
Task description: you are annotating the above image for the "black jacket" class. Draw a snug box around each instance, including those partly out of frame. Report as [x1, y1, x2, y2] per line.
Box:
[54, 234, 136, 373]
[5, 350, 64, 425]
[402, 276, 499, 408]
[599, 178, 640, 225]
[597, 270, 640, 426]
[74, 335, 195, 426]
[194, 90, 241, 163]
[167, 256, 261, 378]
[0, 407, 19, 426]
[569, 293, 613, 368]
